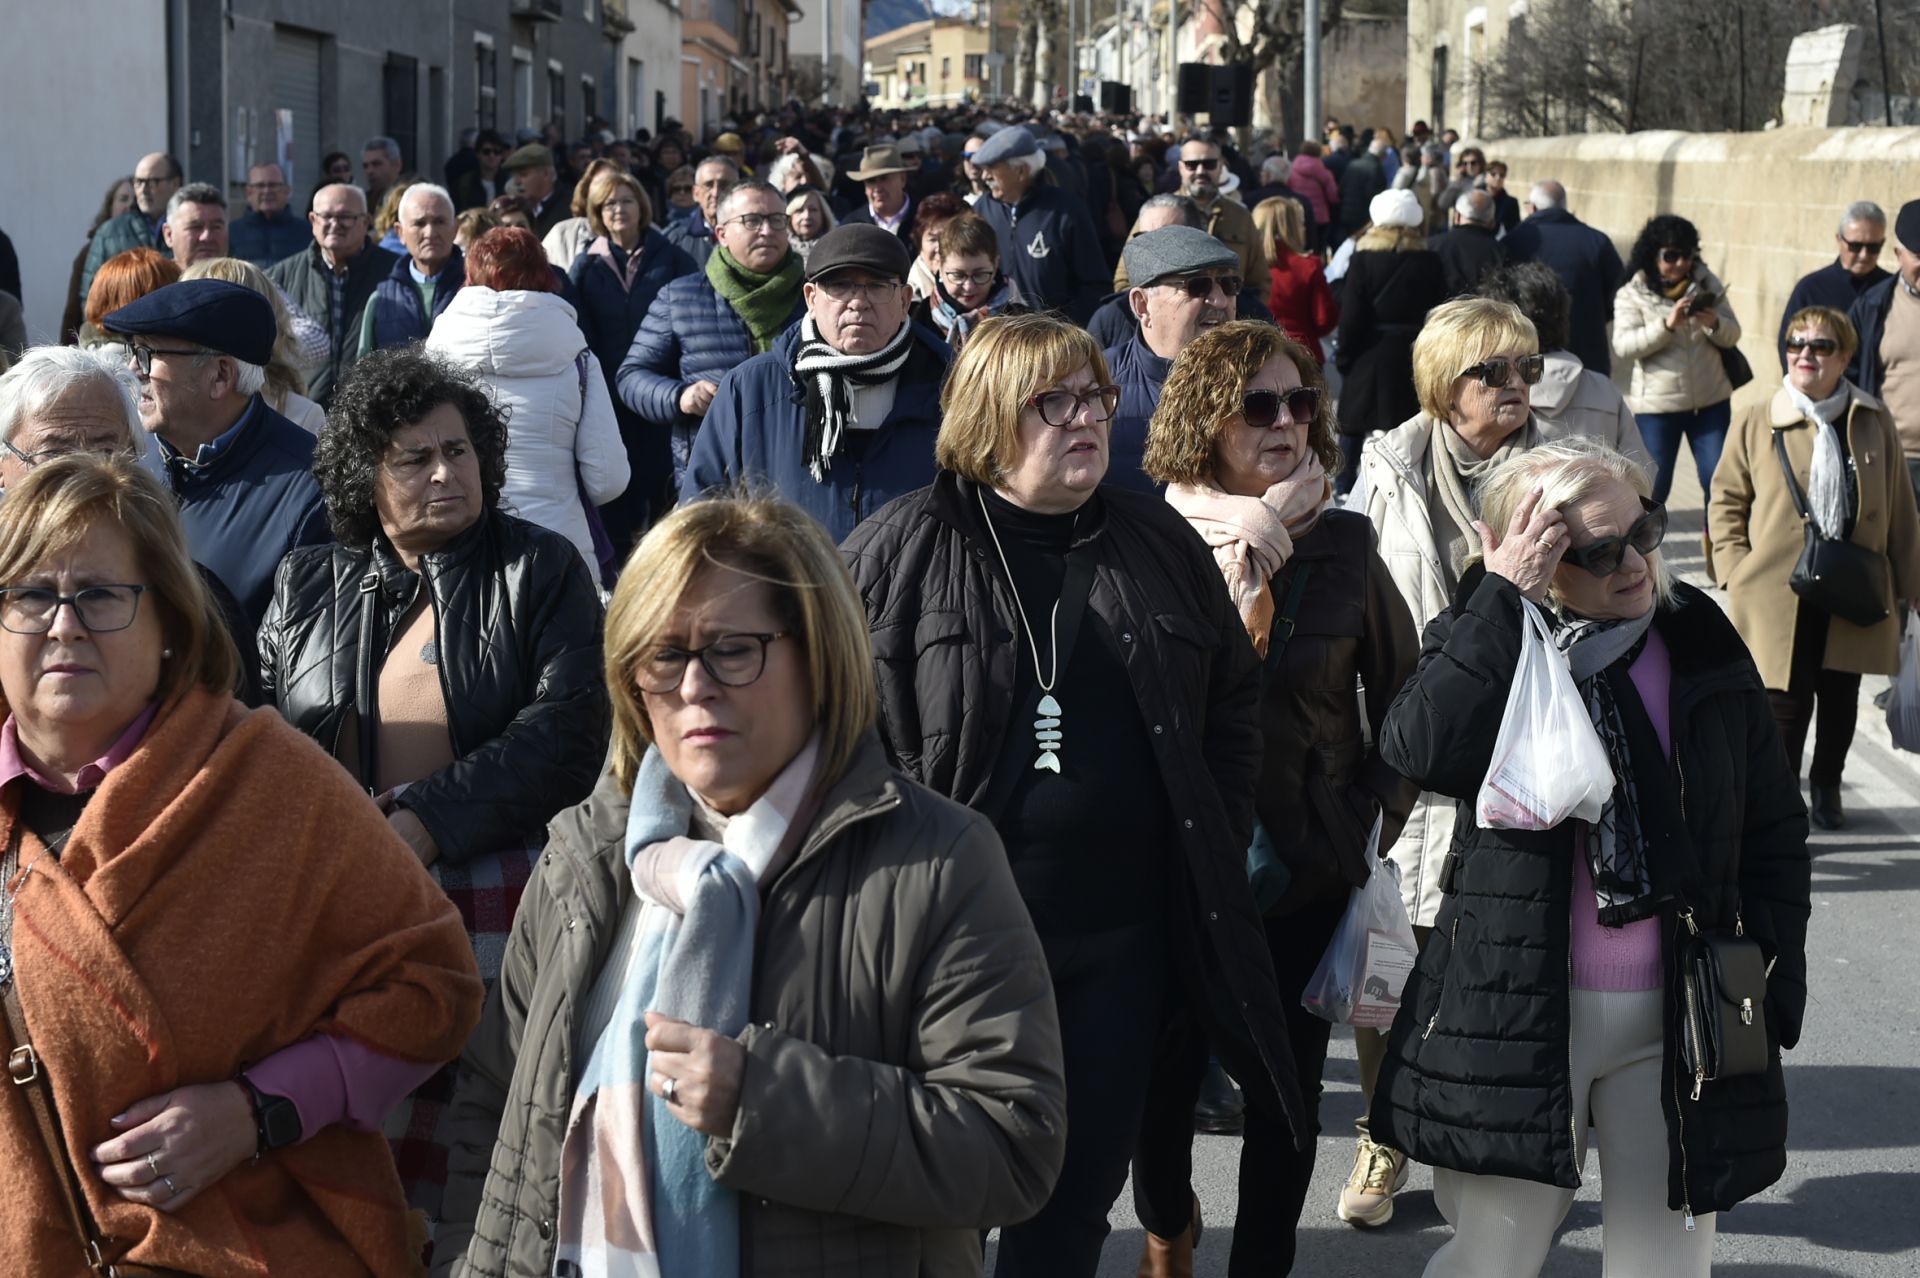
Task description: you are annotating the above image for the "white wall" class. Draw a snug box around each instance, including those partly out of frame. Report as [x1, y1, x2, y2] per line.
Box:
[788, 0, 862, 105]
[0, 2, 172, 343]
[619, 0, 684, 136]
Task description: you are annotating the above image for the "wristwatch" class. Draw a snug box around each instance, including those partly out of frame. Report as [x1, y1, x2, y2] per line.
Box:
[237, 1073, 303, 1155]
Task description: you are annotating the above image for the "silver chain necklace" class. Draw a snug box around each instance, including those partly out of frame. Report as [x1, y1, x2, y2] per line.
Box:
[977, 489, 1067, 773]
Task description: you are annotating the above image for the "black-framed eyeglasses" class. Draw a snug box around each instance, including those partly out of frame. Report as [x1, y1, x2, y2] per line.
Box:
[941, 267, 997, 288]
[721, 211, 789, 233]
[1027, 384, 1121, 427]
[636, 631, 790, 694]
[1460, 353, 1545, 389]
[1841, 237, 1885, 255]
[1785, 337, 1840, 356]
[1559, 497, 1668, 577]
[2, 439, 130, 469]
[1241, 386, 1321, 429]
[127, 341, 204, 376]
[1158, 273, 1242, 301]
[1180, 157, 1221, 170]
[813, 276, 902, 303]
[1658, 248, 1694, 265]
[0, 584, 146, 635]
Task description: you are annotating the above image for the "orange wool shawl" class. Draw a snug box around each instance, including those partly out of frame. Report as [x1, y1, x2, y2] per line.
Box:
[0, 685, 483, 1276]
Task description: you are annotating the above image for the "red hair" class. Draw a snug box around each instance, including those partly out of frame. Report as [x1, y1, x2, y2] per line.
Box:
[465, 227, 558, 293]
[86, 248, 183, 329]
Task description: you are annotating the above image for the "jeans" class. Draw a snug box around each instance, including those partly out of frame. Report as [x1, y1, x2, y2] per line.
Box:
[1635, 399, 1732, 503]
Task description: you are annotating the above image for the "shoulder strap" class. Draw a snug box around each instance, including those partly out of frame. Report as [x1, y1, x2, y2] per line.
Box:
[1771, 428, 1813, 523]
[1262, 560, 1315, 676]
[354, 571, 381, 791]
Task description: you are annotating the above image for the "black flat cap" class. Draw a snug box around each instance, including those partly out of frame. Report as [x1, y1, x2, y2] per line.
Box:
[804, 224, 912, 284]
[1897, 199, 1920, 254]
[101, 279, 275, 366]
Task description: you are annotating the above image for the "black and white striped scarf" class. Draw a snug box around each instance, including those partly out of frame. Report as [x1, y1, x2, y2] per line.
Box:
[791, 315, 914, 483]
[1553, 606, 1659, 926]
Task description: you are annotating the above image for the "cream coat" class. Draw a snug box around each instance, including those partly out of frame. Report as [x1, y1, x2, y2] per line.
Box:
[1707, 384, 1920, 689]
[1354, 404, 1653, 926]
[1612, 265, 1744, 414]
[1530, 350, 1651, 471]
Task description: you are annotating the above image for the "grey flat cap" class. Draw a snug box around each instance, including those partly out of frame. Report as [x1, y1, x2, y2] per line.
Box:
[1123, 225, 1239, 288]
[971, 126, 1040, 168]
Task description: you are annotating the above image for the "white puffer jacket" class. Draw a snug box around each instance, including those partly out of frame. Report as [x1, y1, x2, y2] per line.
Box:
[427, 287, 628, 579]
[1612, 263, 1744, 415]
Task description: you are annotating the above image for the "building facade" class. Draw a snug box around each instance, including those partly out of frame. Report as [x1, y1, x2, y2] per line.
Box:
[865, 18, 1014, 109]
[1407, 0, 1522, 138]
[788, 0, 863, 106]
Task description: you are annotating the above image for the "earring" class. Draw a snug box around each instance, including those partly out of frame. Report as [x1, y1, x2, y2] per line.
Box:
[162, 647, 174, 659]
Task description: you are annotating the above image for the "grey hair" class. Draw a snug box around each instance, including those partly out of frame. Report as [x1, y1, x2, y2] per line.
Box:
[1528, 180, 1565, 210]
[315, 183, 370, 213]
[363, 135, 403, 163]
[1840, 200, 1887, 233]
[1456, 189, 1496, 225]
[1260, 154, 1291, 183]
[1422, 143, 1445, 162]
[399, 182, 456, 219]
[167, 183, 226, 219]
[1008, 151, 1047, 179]
[695, 155, 741, 182]
[1474, 436, 1672, 607]
[0, 346, 143, 449]
[716, 180, 784, 222]
[185, 350, 267, 399]
[1140, 193, 1204, 228]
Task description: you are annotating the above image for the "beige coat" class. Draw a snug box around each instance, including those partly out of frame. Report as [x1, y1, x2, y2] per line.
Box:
[434, 736, 1067, 1278]
[1113, 192, 1268, 290]
[1530, 350, 1651, 471]
[1612, 265, 1744, 414]
[1354, 405, 1653, 926]
[1707, 385, 1920, 689]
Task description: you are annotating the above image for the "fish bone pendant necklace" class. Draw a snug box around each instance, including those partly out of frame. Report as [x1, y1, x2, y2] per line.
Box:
[978, 489, 1067, 773]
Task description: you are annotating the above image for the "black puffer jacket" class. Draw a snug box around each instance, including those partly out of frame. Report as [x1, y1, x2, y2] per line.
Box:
[257, 508, 609, 864]
[842, 471, 1306, 1144]
[1372, 567, 1810, 1217]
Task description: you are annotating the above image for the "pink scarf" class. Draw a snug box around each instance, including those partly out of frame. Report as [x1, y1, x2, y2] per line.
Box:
[1165, 452, 1332, 657]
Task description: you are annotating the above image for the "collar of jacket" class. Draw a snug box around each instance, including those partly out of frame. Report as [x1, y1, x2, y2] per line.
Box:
[923, 469, 1110, 553]
[772, 320, 953, 405]
[1526, 206, 1575, 226]
[162, 393, 270, 489]
[1121, 332, 1173, 383]
[367, 503, 496, 601]
[386, 244, 466, 290]
[311, 239, 395, 281]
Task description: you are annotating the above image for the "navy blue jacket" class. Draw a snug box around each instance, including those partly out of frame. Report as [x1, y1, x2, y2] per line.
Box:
[662, 208, 718, 267]
[228, 208, 313, 268]
[681, 322, 951, 542]
[977, 185, 1108, 324]
[1501, 207, 1625, 376]
[569, 229, 698, 383]
[160, 395, 331, 630]
[616, 271, 806, 484]
[1781, 260, 1890, 369]
[364, 249, 465, 354]
[1086, 288, 1274, 351]
[1846, 274, 1904, 398]
[1103, 335, 1170, 494]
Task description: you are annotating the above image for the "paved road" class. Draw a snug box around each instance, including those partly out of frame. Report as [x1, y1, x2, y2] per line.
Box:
[995, 452, 1920, 1275]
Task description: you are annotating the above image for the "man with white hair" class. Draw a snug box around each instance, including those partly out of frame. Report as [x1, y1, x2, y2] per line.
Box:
[1432, 188, 1506, 298]
[160, 183, 231, 269]
[0, 346, 149, 494]
[1503, 178, 1626, 375]
[355, 183, 465, 356]
[1778, 200, 1892, 369]
[96, 279, 330, 626]
[972, 125, 1108, 323]
[268, 182, 400, 403]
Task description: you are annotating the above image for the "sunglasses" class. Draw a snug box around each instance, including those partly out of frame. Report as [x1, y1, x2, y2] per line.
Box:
[1460, 354, 1545, 389]
[1241, 386, 1321, 428]
[1658, 248, 1695, 265]
[1841, 237, 1885, 255]
[1559, 497, 1669, 577]
[1785, 337, 1840, 356]
[1180, 157, 1221, 170]
[1159, 273, 1242, 301]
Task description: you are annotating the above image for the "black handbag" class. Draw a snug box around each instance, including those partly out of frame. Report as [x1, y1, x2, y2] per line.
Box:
[1773, 429, 1890, 629]
[1675, 907, 1772, 1099]
[1719, 342, 1754, 391]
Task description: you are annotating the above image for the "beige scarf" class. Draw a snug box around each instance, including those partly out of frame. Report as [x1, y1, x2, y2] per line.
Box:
[1166, 452, 1332, 656]
[1429, 417, 1536, 589]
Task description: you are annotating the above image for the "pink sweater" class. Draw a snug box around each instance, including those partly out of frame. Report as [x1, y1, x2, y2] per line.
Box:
[1570, 627, 1668, 992]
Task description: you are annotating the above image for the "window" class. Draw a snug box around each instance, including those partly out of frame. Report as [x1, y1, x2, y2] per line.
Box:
[581, 75, 597, 125]
[549, 60, 566, 131]
[513, 47, 534, 128]
[942, 56, 951, 80]
[475, 34, 498, 129]
[966, 53, 984, 80]
[626, 57, 644, 137]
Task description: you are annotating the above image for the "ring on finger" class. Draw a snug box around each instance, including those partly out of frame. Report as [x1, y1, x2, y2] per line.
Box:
[146, 1151, 161, 1178]
[1536, 530, 1557, 548]
[162, 1174, 180, 1198]
[663, 1075, 679, 1105]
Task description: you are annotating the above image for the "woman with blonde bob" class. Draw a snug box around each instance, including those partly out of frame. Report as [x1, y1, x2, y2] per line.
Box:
[1130, 320, 1418, 1276]
[435, 492, 1067, 1278]
[0, 455, 481, 1273]
[1371, 436, 1808, 1278]
[843, 312, 1304, 1276]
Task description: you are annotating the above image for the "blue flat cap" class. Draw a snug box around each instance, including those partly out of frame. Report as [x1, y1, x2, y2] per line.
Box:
[971, 126, 1040, 168]
[1124, 225, 1239, 289]
[102, 280, 275, 367]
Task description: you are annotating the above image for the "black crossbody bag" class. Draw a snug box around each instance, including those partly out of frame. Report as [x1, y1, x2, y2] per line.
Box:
[1773, 429, 1889, 629]
[1675, 903, 1772, 1099]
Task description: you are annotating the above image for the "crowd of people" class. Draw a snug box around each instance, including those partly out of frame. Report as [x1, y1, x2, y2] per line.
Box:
[20, 94, 1920, 1278]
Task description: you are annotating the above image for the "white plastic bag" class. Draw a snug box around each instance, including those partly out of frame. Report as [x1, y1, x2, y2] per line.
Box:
[1475, 603, 1614, 830]
[1888, 606, 1920, 753]
[1302, 817, 1419, 1027]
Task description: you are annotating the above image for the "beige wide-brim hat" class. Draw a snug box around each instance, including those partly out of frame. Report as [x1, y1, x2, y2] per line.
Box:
[848, 144, 910, 181]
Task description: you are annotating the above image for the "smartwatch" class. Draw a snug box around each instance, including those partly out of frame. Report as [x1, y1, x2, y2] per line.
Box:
[237, 1073, 303, 1155]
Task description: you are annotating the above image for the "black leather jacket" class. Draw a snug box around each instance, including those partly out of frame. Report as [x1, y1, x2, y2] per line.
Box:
[257, 508, 609, 865]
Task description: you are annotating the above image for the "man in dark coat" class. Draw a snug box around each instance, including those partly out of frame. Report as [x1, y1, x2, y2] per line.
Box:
[1432, 189, 1507, 298]
[1846, 199, 1920, 506]
[502, 144, 571, 239]
[1779, 199, 1891, 368]
[1501, 180, 1626, 376]
[80, 151, 182, 302]
[101, 280, 330, 627]
[354, 184, 464, 357]
[973, 126, 1109, 325]
[837, 143, 917, 249]
[227, 163, 311, 267]
[267, 183, 399, 404]
[449, 130, 510, 213]
[661, 156, 738, 267]
[1335, 137, 1388, 241]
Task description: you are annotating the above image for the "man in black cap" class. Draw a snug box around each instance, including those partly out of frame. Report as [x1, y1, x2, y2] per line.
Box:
[503, 143, 569, 237]
[101, 279, 329, 627]
[972, 125, 1108, 325]
[680, 223, 950, 541]
[1850, 198, 1920, 506]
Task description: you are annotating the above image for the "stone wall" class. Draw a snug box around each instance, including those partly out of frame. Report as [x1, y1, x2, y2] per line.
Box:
[1476, 126, 1920, 402]
[1325, 14, 1409, 137]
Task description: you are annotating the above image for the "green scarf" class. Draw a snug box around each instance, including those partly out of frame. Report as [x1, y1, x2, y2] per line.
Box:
[706, 246, 805, 353]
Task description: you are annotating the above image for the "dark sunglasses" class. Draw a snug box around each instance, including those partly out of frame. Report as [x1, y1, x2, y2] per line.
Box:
[1242, 386, 1321, 428]
[1841, 237, 1885, 255]
[1180, 157, 1221, 170]
[1460, 353, 1545, 389]
[1160, 272, 1242, 301]
[1658, 248, 1695, 265]
[1559, 497, 1669, 577]
[1785, 337, 1840, 356]
[479, 147, 506, 158]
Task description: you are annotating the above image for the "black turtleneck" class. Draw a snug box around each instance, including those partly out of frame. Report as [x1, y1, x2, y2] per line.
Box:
[978, 487, 1173, 936]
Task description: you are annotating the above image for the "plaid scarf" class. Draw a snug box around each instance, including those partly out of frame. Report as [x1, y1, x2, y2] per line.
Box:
[791, 314, 913, 482]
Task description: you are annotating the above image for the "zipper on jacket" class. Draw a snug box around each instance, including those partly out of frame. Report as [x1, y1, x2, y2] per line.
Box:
[1422, 917, 1458, 1040]
[1565, 931, 1583, 1184]
[1673, 910, 1698, 1231]
[1678, 909, 1707, 1102]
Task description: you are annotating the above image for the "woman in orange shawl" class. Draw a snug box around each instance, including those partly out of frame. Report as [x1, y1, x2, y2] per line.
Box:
[0, 455, 482, 1276]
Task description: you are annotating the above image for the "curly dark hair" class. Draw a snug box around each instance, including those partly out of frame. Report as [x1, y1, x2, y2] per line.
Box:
[1142, 319, 1339, 485]
[316, 346, 510, 549]
[1627, 213, 1702, 287]
[1477, 261, 1571, 353]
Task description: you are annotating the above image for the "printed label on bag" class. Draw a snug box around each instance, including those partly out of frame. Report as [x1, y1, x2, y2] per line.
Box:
[1480, 755, 1557, 830]
[1350, 928, 1418, 1028]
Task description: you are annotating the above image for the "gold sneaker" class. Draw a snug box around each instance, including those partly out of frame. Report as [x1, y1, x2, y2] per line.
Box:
[1337, 1135, 1409, 1228]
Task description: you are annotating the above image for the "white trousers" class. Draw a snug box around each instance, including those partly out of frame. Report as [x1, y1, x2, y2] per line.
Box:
[1422, 987, 1717, 1278]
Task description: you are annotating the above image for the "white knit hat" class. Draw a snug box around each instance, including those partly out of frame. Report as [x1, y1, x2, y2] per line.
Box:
[1369, 188, 1425, 229]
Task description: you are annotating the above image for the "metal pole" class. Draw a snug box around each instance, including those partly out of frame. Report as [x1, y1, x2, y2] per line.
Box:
[1068, 0, 1076, 109]
[1874, 0, 1895, 127]
[989, 0, 1002, 99]
[1166, 0, 1177, 127]
[1303, 0, 1321, 148]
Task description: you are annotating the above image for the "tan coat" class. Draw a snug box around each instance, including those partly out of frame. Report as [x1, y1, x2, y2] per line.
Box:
[1708, 385, 1920, 689]
[1612, 265, 1744, 414]
[1113, 192, 1268, 290]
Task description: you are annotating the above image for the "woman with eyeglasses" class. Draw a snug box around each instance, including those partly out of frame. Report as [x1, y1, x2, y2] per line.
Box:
[1613, 214, 1746, 503]
[842, 312, 1305, 1277]
[1709, 306, 1920, 830]
[1128, 321, 1417, 1277]
[1371, 436, 1809, 1278]
[1346, 296, 1649, 1227]
[911, 210, 1027, 353]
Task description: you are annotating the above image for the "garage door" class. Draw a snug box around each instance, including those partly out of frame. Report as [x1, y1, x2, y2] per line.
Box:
[272, 27, 323, 212]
